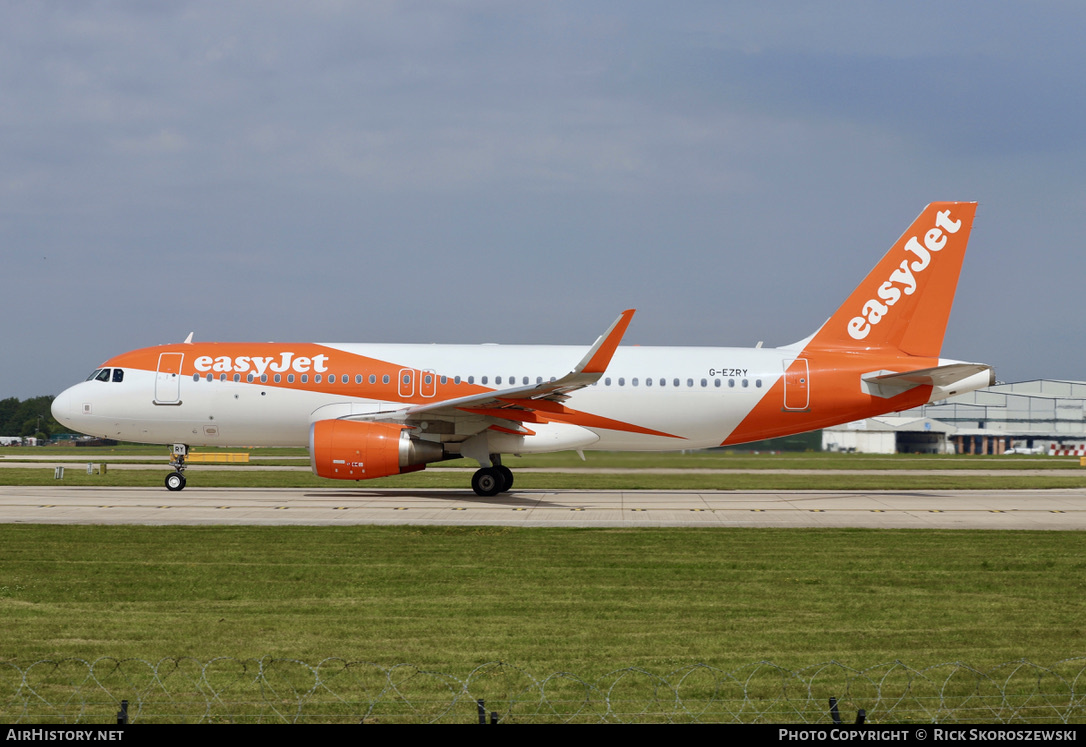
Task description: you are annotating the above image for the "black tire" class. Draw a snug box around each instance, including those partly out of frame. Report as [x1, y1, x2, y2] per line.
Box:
[471, 467, 503, 497]
[165, 472, 186, 491]
[497, 465, 514, 493]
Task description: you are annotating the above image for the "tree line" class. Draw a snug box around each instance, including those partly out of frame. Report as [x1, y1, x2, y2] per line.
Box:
[0, 396, 63, 440]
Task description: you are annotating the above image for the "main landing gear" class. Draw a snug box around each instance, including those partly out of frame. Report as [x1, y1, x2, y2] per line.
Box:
[471, 458, 514, 497]
[166, 443, 188, 491]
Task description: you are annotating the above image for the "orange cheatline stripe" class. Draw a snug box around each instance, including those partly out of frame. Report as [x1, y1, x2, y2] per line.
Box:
[463, 404, 679, 438]
[721, 350, 940, 446]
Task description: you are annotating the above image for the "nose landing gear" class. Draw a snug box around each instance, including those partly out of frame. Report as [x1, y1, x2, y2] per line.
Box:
[166, 443, 188, 491]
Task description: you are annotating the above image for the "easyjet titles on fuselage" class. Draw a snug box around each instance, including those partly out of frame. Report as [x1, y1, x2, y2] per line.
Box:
[192, 352, 331, 376]
[847, 208, 962, 341]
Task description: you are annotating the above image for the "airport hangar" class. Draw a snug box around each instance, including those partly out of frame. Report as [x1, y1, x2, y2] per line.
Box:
[822, 379, 1086, 456]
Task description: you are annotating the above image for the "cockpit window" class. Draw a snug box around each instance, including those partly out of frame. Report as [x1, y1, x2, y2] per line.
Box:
[112, 369, 124, 383]
[93, 369, 111, 382]
[86, 369, 103, 381]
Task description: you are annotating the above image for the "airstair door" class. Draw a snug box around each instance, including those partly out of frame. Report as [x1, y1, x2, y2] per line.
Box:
[155, 353, 184, 404]
[783, 358, 810, 411]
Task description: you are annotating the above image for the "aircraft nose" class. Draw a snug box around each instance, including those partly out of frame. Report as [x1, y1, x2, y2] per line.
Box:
[51, 388, 74, 429]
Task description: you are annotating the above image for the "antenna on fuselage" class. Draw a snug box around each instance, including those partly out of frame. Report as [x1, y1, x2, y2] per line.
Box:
[183, 332, 194, 344]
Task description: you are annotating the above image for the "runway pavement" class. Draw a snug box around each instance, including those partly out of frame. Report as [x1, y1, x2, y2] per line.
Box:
[1, 485, 1084, 529]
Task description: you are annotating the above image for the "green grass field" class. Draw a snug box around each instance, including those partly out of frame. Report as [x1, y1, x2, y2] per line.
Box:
[2, 524, 1083, 671]
[2, 449, 1085, 722]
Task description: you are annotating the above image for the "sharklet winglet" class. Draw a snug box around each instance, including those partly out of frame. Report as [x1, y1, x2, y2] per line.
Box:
[576, 309, 635, 375]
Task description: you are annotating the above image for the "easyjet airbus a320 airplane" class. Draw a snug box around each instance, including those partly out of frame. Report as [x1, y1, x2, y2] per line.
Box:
[52, 202, 993, 496]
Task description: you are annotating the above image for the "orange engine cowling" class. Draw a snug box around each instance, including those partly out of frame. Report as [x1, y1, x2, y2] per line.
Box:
[309, 420, 444, 480]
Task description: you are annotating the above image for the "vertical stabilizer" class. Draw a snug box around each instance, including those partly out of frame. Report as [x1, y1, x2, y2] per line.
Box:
[809, 202, 977, 357]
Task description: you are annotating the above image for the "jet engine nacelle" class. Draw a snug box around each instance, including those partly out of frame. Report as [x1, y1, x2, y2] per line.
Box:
[309, 420, 445, 480]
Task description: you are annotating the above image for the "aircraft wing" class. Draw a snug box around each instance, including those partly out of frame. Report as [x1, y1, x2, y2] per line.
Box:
[351, 309, 635, 428]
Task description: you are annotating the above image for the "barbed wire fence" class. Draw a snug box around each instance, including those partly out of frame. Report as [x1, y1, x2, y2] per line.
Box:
[2, 657, 1085, 724]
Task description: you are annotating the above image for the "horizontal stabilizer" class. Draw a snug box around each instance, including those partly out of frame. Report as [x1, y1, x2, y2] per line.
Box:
[861, 363, 994, 400]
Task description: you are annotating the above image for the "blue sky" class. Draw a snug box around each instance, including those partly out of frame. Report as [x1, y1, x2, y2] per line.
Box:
[3, 2, 1085, 399]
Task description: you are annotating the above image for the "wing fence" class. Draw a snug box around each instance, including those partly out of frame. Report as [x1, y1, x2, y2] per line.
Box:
[2, 657, 1085, 724]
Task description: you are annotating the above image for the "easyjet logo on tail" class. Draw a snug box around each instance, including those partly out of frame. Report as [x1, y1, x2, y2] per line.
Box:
[847, 209, 962, 341]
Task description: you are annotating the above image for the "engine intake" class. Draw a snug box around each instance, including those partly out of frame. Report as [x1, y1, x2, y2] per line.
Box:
[309, 420, 444, 480]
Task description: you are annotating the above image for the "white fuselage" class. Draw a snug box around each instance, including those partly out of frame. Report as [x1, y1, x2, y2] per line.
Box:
[52, 343, 791, 451]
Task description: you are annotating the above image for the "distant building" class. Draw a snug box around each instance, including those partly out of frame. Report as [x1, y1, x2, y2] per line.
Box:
[823, 380, 1086, 455]
[822, 416, 956, 454]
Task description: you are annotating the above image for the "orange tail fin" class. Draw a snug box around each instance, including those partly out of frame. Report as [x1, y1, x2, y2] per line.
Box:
[808, 201, 977, 357]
